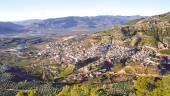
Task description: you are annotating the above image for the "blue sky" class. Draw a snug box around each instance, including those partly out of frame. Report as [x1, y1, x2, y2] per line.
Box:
[0, 0, 170, 21]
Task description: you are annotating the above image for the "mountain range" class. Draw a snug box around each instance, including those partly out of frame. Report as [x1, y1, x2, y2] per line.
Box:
[0, 15, 143, 35]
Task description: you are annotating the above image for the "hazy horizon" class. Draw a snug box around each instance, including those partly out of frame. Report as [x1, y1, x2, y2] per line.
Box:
[0, 0, 170, 21]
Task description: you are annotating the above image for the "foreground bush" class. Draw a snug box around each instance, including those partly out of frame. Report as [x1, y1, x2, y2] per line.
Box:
[57, 84, 99, 96]
[130, 75, 170, 96]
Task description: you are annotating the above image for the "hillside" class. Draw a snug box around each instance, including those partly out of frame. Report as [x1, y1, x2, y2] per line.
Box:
[123, 12, 170, 50]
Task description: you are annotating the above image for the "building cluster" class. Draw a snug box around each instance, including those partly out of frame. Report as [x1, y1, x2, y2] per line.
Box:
[35, 34, 160, 81]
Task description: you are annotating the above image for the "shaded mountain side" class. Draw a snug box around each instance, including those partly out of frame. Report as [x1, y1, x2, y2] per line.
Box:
[0, 22, 27, 34]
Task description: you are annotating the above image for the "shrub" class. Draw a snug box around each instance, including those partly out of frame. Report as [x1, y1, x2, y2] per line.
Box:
[131, 75, 170, 96]
[56, 84, 99, 96]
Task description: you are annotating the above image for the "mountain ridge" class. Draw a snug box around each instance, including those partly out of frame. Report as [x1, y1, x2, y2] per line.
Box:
[0, 15, 143, 35]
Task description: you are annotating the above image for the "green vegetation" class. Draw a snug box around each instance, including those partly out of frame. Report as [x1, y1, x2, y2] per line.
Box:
[57, 81, 132, 96]
[125, 18, 145, 25]
[160, 49, 170, 55]
[130, 75, 170, 96]
[57, 84, 99, 96]
[159, 12, 170, 21]
[139, 37, 157, 47]
[16, 60, 33, 68]
[16, 89, 37, 96]
[56, 65, 75, 78]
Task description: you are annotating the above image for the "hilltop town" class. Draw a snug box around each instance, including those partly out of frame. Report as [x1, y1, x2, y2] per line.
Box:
[0, 12, 170, 96]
